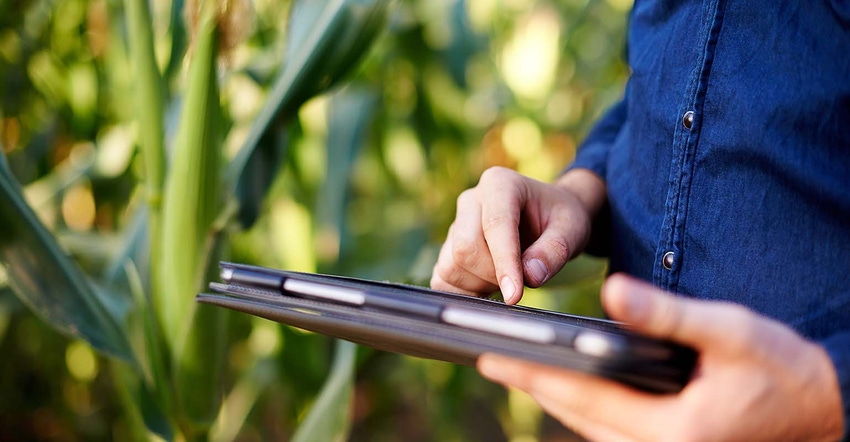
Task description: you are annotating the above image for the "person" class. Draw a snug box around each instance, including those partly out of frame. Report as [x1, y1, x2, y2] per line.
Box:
[431, 1, 850, 440]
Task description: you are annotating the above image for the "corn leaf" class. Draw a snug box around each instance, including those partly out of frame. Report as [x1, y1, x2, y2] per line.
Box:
[230, 0, 389, 228]
[156, 10, 222, 353]
[117, 251, 175, 434]
[164, 0, 187, 82]
[112, 359, 174, 441]
[121, 2, 167, 399]
[291, 340, 357, 442]
[317, 88, 377, 260]
[0, 152, 135, 362]
[122, 0, 165, 208]
[176, 231, 229, 436]
[176, 302, 227, 436]
[157, 11, 230, 436]
[209, 352, 278, 442]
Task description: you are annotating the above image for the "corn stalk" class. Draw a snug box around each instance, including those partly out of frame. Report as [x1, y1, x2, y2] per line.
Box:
[0, 0, 391, 439]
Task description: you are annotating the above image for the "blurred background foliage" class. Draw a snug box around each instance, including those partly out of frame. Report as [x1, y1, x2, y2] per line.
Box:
[0, 0, 630, 440]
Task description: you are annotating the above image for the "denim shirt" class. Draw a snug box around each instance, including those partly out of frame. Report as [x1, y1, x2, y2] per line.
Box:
[570, 0, 850, 433]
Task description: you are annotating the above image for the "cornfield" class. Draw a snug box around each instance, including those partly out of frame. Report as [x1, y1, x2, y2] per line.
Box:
[0, 0, 630, 439]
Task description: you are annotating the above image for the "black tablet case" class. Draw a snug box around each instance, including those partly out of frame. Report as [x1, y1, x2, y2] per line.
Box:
[197, 262, 696, 393]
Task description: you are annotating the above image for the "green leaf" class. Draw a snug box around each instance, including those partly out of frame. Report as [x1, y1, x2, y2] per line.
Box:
[164, 0, 187, 82]
[176, 301, 228, 437]
[209, 342, 279, 442]
[231, 121, 291, 228]
[102, 208, 150, 292]
[112, 360, 174, 442]
[157, 12, 230, 436]
[316, 88, 377, 263]
[156, 10, 223, 353]
[440, 0, 485, 89]
[117, 253, 174, 430]
[122, 0, 166, 208]
[175, 225, 231, 437]
[291, 340, 357, 442]
[0, 152, 135, 362]
[322, 0, 391, 86]
[229, 0, 390, 228]
[122, 2, 167, 393]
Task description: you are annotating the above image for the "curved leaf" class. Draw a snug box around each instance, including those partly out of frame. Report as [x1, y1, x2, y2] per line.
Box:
[0, 152, 135, 362]
[317, 88, 377, 263]
[230, 0, 389, 228]
[112, 359, 174, 442]
[291, 340, 357, 442]
[123, 0, 166, 207]
[156, 10, 223, 352]
[176, 302, 227, 436]
[157, 12, 229, 436]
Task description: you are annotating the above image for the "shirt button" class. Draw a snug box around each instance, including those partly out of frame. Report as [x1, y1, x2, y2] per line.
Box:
[682, 111, 694, 130]
[662, 251, 675, 270]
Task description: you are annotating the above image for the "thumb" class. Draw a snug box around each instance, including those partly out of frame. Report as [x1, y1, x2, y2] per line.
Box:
[601, 273, 740, 350]
[520, 229, 573, 288]
[519, 184, 591, 288]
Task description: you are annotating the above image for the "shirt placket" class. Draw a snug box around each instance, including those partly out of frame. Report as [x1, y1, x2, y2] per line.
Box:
[653, 0, 727, 292]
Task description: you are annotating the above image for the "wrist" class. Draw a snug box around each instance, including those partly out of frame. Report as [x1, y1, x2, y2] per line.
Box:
[555, 168, 607, 217]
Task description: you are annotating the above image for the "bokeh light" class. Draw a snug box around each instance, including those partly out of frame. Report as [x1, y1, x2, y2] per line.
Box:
[1, 0, 628, 439]
[500, 6, 560, 104]
[65, 340, 98, 382]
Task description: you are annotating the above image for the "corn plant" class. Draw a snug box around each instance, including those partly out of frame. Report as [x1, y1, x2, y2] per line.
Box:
[0, 0, 389, 439]
[0, 0, 633, 439]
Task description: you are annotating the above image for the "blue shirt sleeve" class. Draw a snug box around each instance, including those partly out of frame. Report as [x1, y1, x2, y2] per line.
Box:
[822, 333, 850, 440]
[566, 94, 628, 180]
[562, 95, 628, 257]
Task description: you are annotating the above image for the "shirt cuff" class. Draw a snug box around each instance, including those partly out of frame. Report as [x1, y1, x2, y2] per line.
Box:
[822, 332, 850, 441]
[566, 142, 609, 180]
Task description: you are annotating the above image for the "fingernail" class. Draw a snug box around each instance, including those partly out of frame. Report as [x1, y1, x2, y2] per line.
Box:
[500, 276, 516, 303]
[525, 258, 549, 285]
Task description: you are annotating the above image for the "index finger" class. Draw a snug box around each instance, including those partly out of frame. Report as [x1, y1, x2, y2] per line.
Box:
[477, 353, 677, 441]
[477, 169, 525, 304]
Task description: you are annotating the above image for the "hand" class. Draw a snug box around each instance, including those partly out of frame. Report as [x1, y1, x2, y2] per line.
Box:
[477, 274, 845, 441]
[430, 167, 605, 304]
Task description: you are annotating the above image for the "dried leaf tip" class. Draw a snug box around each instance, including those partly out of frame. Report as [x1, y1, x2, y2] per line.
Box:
[184, 0, 255, 62]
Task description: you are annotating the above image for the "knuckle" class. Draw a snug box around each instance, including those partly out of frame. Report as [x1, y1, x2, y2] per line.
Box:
[541, 236, 571, 264]
[480, 167, 525, 192]
[433, 262, 493, 296]
[429, 273, 445, 290]
[434, 259, 464, 287]
[481, 212, 518, 235]
[653, 297, 685, 338]
[721, 303, 761, 354]
[456, 189, 475, 207]
[451, 236, 481, 269]
[480, 166, 513, 183]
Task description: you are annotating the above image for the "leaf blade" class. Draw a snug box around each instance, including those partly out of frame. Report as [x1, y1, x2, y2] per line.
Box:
[0, 153, 135, 362]
[156, 11, 223, 351]
[291, 340, 357, 442]
[230, 0, 390, 228]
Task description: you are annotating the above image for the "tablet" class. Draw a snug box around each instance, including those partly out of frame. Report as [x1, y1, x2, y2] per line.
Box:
[197, 262, 696, 393]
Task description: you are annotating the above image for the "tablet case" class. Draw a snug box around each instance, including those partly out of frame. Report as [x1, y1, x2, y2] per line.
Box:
[197, 262, 696, 393]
